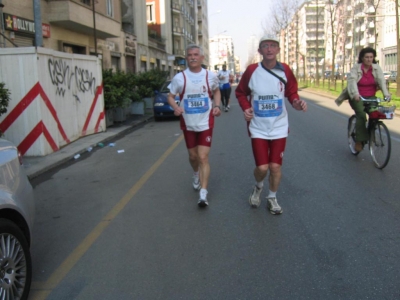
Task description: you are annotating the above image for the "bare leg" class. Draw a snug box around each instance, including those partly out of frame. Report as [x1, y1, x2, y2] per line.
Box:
[268, 163, 282, 192]
[254, 164, 269, 183]
[188, 146, 199, 172]
[197, 145, 211, 189]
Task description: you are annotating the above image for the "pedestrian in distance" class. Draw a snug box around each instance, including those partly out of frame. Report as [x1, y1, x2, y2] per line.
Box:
[335, 47, 390, 152]
[168, 44, 222, 207]
[217, 64, 232, 112]
[235, 34, 307, 215]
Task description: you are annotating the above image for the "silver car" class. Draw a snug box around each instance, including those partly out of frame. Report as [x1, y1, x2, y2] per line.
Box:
[0, 138, 35, 299]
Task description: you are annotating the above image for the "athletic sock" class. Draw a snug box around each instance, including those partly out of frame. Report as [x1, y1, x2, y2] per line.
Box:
[200, 188, 208, 200]
[256, 181, 264, 189]
[268, 190, 277, 198]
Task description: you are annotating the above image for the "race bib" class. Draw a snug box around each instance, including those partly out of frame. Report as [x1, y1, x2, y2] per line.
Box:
[253, 95, 283, 117]
[183, 94, 209, 114]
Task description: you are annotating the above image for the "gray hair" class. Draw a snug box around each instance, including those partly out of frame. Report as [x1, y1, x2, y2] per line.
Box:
[186, 44, 204, 56]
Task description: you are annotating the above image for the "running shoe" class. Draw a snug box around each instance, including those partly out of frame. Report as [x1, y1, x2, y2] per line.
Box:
[198, 197, 208, 207]
[227, 105, 230, 109]
[192, 175, 201, 190]
[248, 185, 262, 208]
[267, 197, 283, 215]
[225, 107, 228, 112]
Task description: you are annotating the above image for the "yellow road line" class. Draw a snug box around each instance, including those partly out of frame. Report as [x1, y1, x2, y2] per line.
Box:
[30, 134, 184, 299]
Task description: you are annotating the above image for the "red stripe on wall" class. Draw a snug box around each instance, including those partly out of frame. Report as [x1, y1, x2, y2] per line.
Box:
[82, 84, 103, 136]
[95, 111, 105, 133]
[0, 82, 41, 133]
[37, 84, 70, 144]
[17, 121, 58, 156]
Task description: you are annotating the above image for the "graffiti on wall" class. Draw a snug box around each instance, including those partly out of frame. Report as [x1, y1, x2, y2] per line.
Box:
[48, 58, 97, 99]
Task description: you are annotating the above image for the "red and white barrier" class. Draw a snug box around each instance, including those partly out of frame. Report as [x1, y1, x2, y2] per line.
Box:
[0, 47, 105, 156]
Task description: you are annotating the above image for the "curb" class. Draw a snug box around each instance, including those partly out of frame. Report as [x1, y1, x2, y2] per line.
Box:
[25, 114, 154, 180]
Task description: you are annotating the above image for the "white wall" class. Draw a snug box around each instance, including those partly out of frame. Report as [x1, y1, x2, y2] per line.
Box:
[0, 47, 105, 156]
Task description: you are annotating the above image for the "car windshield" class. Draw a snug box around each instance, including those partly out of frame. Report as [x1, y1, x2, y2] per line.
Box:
[160, 81, 171, 93]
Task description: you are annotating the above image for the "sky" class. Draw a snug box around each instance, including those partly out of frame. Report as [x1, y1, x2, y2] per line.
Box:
[208, 0, 271, 71]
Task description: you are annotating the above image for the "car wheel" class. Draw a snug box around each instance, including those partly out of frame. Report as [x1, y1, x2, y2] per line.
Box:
[0, 218, 32, 300]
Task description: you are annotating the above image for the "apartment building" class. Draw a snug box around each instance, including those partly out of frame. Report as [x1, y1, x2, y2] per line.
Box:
[283, 0, 396, 77]
[209, 34, 235, 72]
[197, 0, 210, 67]
[0, 0, 210, 75]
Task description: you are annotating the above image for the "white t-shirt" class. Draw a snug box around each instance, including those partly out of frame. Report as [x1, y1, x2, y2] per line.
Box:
[169, 69, 219, 131]
[217, 69, 231, 84]
[170, 69, 219, 94]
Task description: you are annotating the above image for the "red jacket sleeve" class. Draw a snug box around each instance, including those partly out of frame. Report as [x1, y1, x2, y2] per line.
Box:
[235, 64, 258, 111]
[282, 63, 300, 105]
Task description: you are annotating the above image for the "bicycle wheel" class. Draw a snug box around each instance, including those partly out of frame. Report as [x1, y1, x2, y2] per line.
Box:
[348, 115, 359, 155]
[369, 121, 391, 169]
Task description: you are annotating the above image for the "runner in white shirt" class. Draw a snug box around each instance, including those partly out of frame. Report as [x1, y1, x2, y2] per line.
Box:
[168, 44, 222, 207]
[236, 34, 307, 215]
[217, 65, 232, 111]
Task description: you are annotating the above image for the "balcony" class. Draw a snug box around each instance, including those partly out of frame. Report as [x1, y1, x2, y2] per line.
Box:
[174, 49, 185, 57]
[172, 2, 181, 13]
[173, 27, 183, 36]
[47, 0, 120, 38]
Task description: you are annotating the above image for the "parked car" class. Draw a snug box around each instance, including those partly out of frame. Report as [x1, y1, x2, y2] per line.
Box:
[388, 71, 397, 83]
[153, 80, 180, 121]
[0, 138, 35, 299]
[383, 71, 391, 81]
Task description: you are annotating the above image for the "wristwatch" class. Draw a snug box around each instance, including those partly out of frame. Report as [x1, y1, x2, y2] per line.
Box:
[213, 105, 221, 109]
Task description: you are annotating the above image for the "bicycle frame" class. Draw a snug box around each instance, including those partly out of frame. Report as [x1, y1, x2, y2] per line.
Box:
[347, 96, 392, 169]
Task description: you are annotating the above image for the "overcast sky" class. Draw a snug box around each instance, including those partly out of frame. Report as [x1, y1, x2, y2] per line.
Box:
[208, 0, 271, 70]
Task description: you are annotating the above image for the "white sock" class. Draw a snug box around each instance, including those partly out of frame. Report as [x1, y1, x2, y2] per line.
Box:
[268, 190, 277, 198]
[200, 188, 208, 200]
[256, 181, 264, 189]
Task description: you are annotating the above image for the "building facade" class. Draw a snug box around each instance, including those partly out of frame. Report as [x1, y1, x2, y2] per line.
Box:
[0, 0, 211, 76]
[209, 34, 235, 73]
[282, 0, 397, 77]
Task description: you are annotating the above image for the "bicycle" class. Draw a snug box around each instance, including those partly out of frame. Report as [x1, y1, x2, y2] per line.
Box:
[347, 96, 396, 169]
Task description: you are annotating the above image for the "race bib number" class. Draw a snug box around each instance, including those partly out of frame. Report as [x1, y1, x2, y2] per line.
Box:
[253, 96, 283, 117]
[184, 96, 209, 114]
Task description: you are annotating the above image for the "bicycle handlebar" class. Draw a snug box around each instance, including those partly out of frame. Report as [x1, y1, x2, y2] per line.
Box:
[359, 96, 390, 103]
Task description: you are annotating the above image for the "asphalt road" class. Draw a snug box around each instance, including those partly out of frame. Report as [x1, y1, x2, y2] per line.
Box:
[29, 88, 400, 300]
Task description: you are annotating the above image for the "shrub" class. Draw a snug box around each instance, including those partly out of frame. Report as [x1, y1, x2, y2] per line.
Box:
[0, 82, 11, 117]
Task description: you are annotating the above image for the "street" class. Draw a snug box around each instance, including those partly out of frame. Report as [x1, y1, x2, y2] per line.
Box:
[29, 88, 400, 300]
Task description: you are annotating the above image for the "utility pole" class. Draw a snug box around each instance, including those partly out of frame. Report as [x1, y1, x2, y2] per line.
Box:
[92, 0, 98, 56]
[33, 0, 43, 47]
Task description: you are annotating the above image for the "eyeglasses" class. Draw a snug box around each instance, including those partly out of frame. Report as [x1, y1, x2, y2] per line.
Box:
[260, 44, 278, 49]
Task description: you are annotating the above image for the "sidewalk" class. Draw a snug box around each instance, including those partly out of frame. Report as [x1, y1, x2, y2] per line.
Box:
[23, 111, 154, 180]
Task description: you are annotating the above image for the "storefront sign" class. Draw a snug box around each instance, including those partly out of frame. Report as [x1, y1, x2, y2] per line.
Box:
[3, 13, 50, 38]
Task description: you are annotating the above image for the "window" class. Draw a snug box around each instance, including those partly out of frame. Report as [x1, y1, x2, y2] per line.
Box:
[106, 0, 114, 17]
[146, 3, 155, 23]
[80, 0, 91, 5]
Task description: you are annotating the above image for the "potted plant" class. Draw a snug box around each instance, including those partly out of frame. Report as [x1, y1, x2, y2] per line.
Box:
[136, 69, 169, 110]
[0, 82, 11, 137]
[103, 69, 132, 123]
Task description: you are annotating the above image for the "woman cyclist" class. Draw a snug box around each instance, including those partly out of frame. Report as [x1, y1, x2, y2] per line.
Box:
[336, 47, 390, 152]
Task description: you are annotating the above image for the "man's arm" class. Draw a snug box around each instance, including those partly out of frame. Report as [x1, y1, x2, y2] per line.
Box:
[235, 65, 256, 111]
[283, 64, 307, 112]
[212, 88, 222, 116]
[167, 93, 184, 116]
